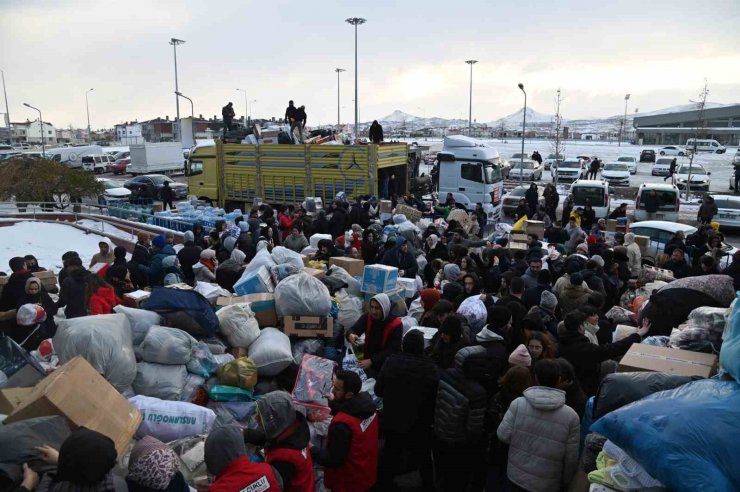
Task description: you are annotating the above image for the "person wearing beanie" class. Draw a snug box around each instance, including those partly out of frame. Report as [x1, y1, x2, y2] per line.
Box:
[177, 230, 202, 286]
[223, 235, 237, 254]
[508, 344, 532, 368]
[528, 290, 559, 338]
[138, 235, 176, 287]
[193, 249, 217, 283]
[427, 313, 469, 369]
[346, 292, 403, 375]
[575, 241, 590, 256]
[559, 271, 592, 316]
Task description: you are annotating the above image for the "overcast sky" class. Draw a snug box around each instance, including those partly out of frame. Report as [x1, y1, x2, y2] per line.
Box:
[1, 0, 739, 130]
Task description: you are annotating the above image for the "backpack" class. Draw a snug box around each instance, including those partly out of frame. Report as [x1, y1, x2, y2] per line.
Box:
[143, 287, 219, 338]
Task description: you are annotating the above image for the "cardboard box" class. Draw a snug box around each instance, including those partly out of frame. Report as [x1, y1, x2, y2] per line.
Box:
[606, 219, 618, 232]
[301, 255, 310, 267]
[283, 316, 334, 338]
[217, 293, 278, 328]
[233, 265, 274, 296]
[303, 267, 326, 279]
[124, 290, 151, 308]
[634, 235, 650, 253]
[396, 277, 418, 298]
[395, 203, 423, 223]
[6, 357, 142, 456]
[0, 387, 34, 414]
[32, 271, 58, 291]
[361, 265, 399, 294]
[379, 200, 393, 214]
[618, 344, 718, 378]
[509, 240, 529, 251]
[329, 257, 365, 277]
[524, 220, 545, 240]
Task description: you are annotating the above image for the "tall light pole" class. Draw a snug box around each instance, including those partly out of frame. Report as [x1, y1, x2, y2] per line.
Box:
[170, 38, 185, 142]
[518, 83, 527, 184]
[1, 70, 10, 145]
[465, 60, 478, 137]
[335, 68, 346, 128]
[236, 88, 248, 126]
[85, 88, 94, 143]
[175, 91, 195, 144]
[249, 100, 257, 119]
[346, 17, 366, 141]
[23, 102, 44, 156]
[620, 93, 631, 147]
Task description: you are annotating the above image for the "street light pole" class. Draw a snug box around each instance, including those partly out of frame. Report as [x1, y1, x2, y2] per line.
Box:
[175, 91, 195, 145]
[1, 70, 10, 145]
[518, 83, 527, 184]
[23, 102, 44, 156]
[465, 60, 478, 137]
[236, 88, 248, 125]
[620, 93, 631, 147]
[170, 38, 186, 142]
[346, 17, 366, 141]
[335, 68, 346, 128]
[85, 88, 94, 143]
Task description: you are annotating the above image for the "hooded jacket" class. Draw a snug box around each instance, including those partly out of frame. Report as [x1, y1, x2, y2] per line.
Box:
[88, 286, 121, 315]
[177, 234, 202, 284]
[89, 238, 116, 267]
[558, 281, 592, 316]
[205, 426, 281, 492]
[381, 237, 418, 278]
[216, 249, 246, 291]
[347, 293, 402, 371]
[623, 233, 642, 277]
[141, 244, 177, 286]
[497, 386, 580, 492]
[469, 326, 510, 397]
[57, 268, 90, 319]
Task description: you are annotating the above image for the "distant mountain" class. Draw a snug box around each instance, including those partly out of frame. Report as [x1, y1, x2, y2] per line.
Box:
[378, 110, 420, 123]
[489, 107, 555, 128]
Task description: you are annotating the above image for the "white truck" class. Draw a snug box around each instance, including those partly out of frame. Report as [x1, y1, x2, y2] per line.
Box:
[128, 142, 185, 176]
[47, 145, 103, 168]
[436, 135, 505, 224]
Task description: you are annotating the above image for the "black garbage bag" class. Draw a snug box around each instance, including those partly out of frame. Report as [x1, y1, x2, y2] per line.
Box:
[640, 288, 723, 336]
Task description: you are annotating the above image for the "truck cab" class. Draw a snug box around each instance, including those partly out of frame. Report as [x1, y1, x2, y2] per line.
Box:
[437, 136, 504, 223]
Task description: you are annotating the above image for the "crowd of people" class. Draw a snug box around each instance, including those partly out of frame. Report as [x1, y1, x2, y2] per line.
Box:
[2, 186, 739, 492]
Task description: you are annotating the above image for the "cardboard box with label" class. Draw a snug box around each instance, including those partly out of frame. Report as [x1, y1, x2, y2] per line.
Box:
[217, 293, 278, 328]
[524, 220, 545, 240]
[618, 344, 718, 378]
[6, 357, 142, 456]
[283, 316, 334, 338]
[124, 290, 151, 308]
[329, 257, 365, 277]
[379, 200, 393, 214]
[396, 277, 418, 298]
[233, 266, 275, 296]
[361, 265, 399, 294]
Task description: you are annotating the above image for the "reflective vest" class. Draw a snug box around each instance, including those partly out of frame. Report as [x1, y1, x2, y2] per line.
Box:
[364, 316, 401, 359]
[210, 456, 281, 492]
[266, 446, 315, 492]
[323, 411, 379, 492]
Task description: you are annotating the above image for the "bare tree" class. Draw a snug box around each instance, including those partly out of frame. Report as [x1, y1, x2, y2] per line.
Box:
[684, 80, 710, 200]
[550, 89, 565, 185]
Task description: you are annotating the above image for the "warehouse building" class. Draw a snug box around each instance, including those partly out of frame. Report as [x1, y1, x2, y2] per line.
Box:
[633, 103, 740, 146]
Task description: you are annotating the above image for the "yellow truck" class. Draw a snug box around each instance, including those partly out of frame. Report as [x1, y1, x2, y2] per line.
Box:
[186, 140, 410, 208]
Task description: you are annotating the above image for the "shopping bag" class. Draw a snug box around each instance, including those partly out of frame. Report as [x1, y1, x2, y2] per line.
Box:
[342, 345, 367, 382]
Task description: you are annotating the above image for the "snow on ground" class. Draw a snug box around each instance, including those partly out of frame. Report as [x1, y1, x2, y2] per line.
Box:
[0, 222, 110, 273]
[75, 218, 139, 241]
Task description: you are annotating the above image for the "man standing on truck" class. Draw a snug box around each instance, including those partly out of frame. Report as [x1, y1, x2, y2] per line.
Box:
[293, 105, 307, 144]
[222, 102, 235, 135]
[369, 120, 384, 144]
[284, 100, 297, 124]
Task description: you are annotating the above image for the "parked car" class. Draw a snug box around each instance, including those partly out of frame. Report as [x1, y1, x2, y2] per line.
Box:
[124, 174, 188, 200]
[510, 152, 528, 161]
[601, 162, 631, 186]
[733, 148, 740, 165]
[0, 152, 21, 160]
[686, 138, 726, 154]
[630, 220, 736, 268]
[81, 154, 113, 174]
[675, 163, 711, 191]
[711, 195, 740, 229]
[552, 158, 586, 182]
[111, 157, 130, 175]
[501, 185, 544, 217]
[651, 156, 678, 176]
[634, 183, 681, 222]
[96, 178, 132, 204]
[639, 149, 656, 163]
[571, 179, 610, 219]
[659, 145, 688, 156]
[509, 160, 542, 181]
[616, 155, 638, 174]
[543, 153, 563, 171]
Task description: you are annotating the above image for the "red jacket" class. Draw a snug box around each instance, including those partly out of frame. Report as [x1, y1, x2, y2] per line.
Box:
[279, 213, 295, 240]
[210, 456, 281, 492]
[267, 446, 314, 492]
[324, 410, 379, 492]
[88, 286, 121, 315]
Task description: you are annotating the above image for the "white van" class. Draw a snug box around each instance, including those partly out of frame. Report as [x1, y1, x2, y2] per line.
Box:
[571, 179, 610, 219]
[47, 145, 103, 168]
[634, 183, 680, 222]
[81, 154, 113, 173]
[686, 138, 726, 154]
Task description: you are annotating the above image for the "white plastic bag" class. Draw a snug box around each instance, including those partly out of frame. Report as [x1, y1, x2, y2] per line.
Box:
[140, 326, 196, 365]
[274, 272, 332, 317]
[17, 304, 47, 326]
[129, 395, 216, 442]
[342, 345, 367, 382]
[327, 266, 361, 297]
[247, 327, 294, 376]
[180, 373, 206, 403]
[241, 241, 276, 276]
[309, 233, 332, 249]
[113, 305, 162, 345]
[194, 282, 229, 303]
[54, 313, 137, 392]
[216, 303, 260, 348]
[133, 362, 187, 401]
[457, 295, 487, 332]
[271, 246, 305, 271]
[336, 289, 363, 329]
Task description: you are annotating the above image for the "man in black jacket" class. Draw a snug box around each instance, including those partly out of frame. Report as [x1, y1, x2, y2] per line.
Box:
[56, 257, 90, 319]
[662, 247, 692, 279]
[376, 330, 439, 490]
[381, 236, 418, 278]
[0, 257, 33, 311]
[177, 231, 202, 285]
[369, 120, 384, 143]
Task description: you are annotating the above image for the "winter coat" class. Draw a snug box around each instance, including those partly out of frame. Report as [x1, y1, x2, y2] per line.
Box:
[520, 268, 539, 290]
[283, 233, 308, 253]
[624, 235, 642, 277]
[497, 386, 580, 492]
[468, 328, 510, 397]
[557, 331, 641, 396]
[88, 286, 121, 315]
[0, 270, 32, 310]
[523, 284, 550, 310]
[375, 352, 439, 433]
[369, 123, 384, 143]
[722, 261, 740, 291]
[426, 332, 469, 369]
[193, 261, 217, 283]
[142, 245, 177, 287]
[329, 207, 348, 239]
[56, 268, 90, 319]
[558, 282, 592, 316]
[381, 246, 418, 278]
[581, 209, 596, 232]
[581, 270, 606, 297]
[664, 258, 691, 279]
[177, 243, 202, 284]
[698, 200, 718, 222]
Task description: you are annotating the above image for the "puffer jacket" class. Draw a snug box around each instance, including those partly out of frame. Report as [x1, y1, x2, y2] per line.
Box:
[623, 233, 642, 277]
[558, 282, 592, 316]
[434, 346, 488, 445]
[497, 386, 580, 492]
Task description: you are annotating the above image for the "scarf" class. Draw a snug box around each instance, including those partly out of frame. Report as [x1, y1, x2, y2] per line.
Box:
[583, 322, 600, 345]
[199, 258, 216, 273]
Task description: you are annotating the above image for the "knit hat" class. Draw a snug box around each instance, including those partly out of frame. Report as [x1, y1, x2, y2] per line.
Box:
[540, 290, 558, 310]
[487, 306, 512, 330]
[224, 235, 237, 253]
[152, 235, 166, 249]
[508, 344, 532, 368]
[576, 242, 589, 254]
[183, 230, 195, 243]
[200, 249, 216, 259]
[570, 272, 584, 286]
[444, 263, 461, 282]
[419, 288, 441, 311]
[591, 255, 605, 267]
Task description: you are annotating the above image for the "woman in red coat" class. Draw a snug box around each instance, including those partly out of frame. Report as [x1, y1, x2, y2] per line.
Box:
[85, 275, 122, 315]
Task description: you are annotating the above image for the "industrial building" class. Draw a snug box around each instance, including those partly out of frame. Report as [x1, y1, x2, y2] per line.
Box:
[633, 104, 740, 147]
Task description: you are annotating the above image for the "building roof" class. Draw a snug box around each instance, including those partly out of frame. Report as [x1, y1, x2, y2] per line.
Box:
[634, 104, 740, 127]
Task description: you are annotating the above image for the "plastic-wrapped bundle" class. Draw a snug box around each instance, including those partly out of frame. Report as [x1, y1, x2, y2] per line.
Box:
[240, 241, 276, 276]
[129, 395, 217, 442]
[216, 303, 260, 348]
[326, 266, 361, 297]
[186, 342, 219, 378]
[293, 354, 336, 408]
[274, 272, 332, 317]
[271, 246, 305, 272]
[216, 356, 258, 389]
[292, 338, 325, 364]
[54, 313, 136, 392]
[670, 306, 727, 350]
[457, 295, 487, 332]
[113, 305, 162, 345]
[140, 326, 195, 365]
[180, 373, 207, 403]
[247, 327, 294, 376]
[133, 362, 187, 401]
[336, 290, 363, 330]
